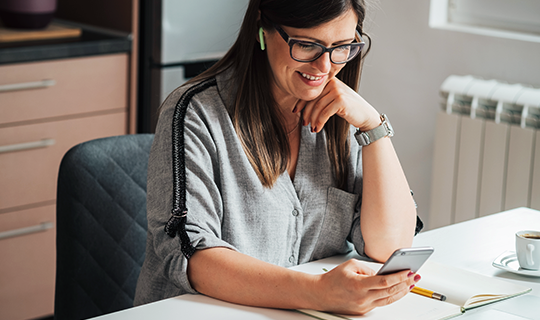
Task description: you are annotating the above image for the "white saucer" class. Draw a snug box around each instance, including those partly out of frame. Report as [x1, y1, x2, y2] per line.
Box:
[492, 251, 540, 277]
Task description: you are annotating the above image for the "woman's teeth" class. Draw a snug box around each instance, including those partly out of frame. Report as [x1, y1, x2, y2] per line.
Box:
[301, 73, 322, 81]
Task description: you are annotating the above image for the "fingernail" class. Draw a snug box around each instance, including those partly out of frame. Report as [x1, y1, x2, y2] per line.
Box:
[407, 271, 414, 277]
[312, 126, 317, 133]
[292, 106, 297, 113]
[414, 274, 421, 282]
[409, 285, 415, 290]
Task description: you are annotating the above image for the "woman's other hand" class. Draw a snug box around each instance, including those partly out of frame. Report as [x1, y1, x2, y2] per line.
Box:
[296, 76, 418, 262]
[312, 259, 419, 315]
[294, 77, 380, 133]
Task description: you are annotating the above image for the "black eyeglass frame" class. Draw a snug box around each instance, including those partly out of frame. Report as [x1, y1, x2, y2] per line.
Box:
[272, 23, 365, 64]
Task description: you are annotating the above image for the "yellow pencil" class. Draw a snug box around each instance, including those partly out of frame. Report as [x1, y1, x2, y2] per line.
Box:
[411, 286, 446, 301]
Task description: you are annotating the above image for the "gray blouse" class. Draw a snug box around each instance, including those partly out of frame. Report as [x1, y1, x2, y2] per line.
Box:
[134, 71, 368, 306]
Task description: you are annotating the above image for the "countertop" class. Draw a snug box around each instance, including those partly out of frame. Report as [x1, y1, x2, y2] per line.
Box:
[0, 20, 131, 65]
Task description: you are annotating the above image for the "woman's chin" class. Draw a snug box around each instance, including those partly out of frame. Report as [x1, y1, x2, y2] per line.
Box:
[299, 89, 324, 102]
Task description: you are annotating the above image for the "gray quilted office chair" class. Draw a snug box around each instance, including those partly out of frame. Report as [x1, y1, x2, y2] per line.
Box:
[54, 134, 154, 320]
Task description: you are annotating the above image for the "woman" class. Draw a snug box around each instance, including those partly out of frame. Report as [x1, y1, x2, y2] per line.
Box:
[135, 0, 423, 315]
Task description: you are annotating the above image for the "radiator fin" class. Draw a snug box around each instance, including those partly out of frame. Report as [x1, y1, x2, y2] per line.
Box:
[429, 75, 540, 229]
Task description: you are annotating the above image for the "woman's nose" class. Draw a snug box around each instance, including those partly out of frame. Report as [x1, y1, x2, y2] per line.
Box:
[311, 52, 332, 74]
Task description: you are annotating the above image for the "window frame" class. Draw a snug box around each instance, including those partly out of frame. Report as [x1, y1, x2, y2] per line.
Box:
[429, 0, 540, 43]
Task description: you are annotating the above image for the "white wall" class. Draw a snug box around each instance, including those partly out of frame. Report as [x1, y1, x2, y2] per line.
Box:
[359, 1, 540, 227]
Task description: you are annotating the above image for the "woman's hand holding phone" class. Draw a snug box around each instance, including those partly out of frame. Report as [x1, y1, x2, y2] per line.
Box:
[377, 247, 434, 275]
[313, 258, 419, 315]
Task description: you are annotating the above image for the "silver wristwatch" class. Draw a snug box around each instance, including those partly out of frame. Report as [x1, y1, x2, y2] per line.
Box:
[354, 114, 394, 146]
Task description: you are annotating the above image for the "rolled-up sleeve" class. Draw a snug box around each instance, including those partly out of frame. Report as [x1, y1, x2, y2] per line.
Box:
[136, 87, 237, 303]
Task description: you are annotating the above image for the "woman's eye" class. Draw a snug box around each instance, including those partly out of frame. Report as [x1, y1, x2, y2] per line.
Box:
[334, 46, 351, 53]
[297, 43, 318, 51]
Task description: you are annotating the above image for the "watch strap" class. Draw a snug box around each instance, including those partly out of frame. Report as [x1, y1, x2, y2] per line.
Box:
[354, 114, 394, 146]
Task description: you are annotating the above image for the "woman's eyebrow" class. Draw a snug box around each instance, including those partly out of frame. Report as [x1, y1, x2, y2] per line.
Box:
[290, 34, 355, 46]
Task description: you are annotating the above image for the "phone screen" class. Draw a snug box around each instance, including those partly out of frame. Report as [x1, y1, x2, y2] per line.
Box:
[376, 247, 434, 275]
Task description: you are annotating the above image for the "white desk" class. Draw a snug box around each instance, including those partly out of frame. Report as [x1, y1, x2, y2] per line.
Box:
[92, 207, 540, 319]
[412, 207, 540, 319]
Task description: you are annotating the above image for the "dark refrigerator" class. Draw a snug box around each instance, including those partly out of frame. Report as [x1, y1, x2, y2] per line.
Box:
[138, 0, 249, 133]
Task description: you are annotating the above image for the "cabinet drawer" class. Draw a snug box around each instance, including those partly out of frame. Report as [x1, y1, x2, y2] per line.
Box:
[0, 204, 56, 320]
[0, 112, 127, 211]
[0, 54, 128, 125]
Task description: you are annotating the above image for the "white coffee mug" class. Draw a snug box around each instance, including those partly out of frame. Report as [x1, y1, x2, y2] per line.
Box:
[516, 230, 540, 270]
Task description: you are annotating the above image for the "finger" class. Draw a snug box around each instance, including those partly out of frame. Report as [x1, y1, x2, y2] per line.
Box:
[301, 99, 317, 127]
[370, 284, 411, 308]
[367, 270, 412, 289]
[310, 96, 339, 133]
[351, 306, 376, 316]
[368, 279, 412, 302]
[346, 275, 410, 314]
[301, 83, 333, 126]
[344, 259, 377, 276]
[293, 99, 307, 114]
[306, 90, 337, 132]
[324, 259, 375, 281]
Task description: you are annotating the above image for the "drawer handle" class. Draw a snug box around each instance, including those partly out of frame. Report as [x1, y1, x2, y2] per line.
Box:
[0, 138, 56, 154]
[0, 79, 56, 93]
[0, 222, 54, 241]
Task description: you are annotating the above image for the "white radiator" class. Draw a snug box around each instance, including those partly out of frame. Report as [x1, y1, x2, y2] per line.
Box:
[429, 75, 540, 229]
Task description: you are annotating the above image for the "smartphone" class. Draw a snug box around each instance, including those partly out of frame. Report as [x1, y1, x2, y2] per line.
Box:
[376, 246, 434, 275]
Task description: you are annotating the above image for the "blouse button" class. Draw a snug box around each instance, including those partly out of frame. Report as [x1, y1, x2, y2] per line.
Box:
[292, 209, 299, 217]
[289, 255, 295, 263]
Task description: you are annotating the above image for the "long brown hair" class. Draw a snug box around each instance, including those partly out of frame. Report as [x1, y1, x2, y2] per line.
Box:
[185, 0, 371, 189]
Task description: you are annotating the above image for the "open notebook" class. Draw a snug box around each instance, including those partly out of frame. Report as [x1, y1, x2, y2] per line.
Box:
[292, 257, 531, 320]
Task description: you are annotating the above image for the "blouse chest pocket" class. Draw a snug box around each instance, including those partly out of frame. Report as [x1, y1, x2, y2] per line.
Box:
[311, 187, 360, 260]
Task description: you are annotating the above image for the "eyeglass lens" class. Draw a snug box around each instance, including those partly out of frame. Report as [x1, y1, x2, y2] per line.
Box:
[291, 42, 361, 63]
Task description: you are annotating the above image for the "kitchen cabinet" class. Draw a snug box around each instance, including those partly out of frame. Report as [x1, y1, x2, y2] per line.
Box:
[0, 0, 139, 318]
[0, 53, 129, 320]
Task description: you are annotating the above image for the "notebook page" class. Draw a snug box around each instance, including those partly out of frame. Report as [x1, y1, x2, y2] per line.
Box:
[299, 293, 460, 320]
[417, 261, 530, 308]
[292, 258, 461, 320]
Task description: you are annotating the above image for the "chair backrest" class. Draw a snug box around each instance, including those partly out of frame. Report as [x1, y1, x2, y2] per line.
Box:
[55, 134, 154, 320]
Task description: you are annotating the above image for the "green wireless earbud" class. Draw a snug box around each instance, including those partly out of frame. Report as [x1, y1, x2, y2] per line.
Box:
[259, 27, 265, 50]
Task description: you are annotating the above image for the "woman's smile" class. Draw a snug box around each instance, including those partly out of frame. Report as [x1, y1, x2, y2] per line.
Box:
[297, 71, 327, 86]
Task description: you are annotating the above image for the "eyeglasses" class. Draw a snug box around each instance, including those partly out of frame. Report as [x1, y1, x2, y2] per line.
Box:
[272, 24, 365, 64]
